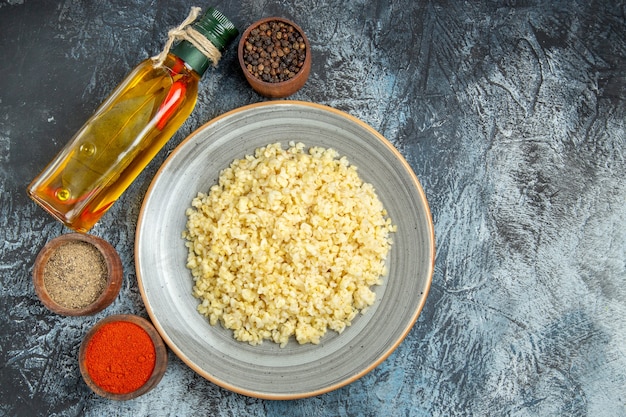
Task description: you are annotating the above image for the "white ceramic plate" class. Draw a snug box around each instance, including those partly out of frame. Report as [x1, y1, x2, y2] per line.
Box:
[135, 101, 434, 399]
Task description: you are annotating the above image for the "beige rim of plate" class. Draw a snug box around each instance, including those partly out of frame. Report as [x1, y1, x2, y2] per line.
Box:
[135, 101, 435, 399]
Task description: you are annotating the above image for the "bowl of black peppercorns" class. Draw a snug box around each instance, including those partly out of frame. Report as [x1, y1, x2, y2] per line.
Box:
[238, 17, 311, 98]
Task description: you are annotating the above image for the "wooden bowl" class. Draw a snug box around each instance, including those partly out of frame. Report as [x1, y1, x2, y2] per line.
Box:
[32, 233, 123, 316]
[238, 17, 311, 98]
[78, 314, 168, 400]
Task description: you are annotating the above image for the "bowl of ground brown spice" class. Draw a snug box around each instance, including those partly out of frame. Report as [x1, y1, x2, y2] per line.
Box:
[238, 17, 311, 98]
[32, 233, 122, 316]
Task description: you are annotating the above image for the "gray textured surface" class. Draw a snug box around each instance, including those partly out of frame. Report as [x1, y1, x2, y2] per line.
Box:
[1, 0, 625, 416]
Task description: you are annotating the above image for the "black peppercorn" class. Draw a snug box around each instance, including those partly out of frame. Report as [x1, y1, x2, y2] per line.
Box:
[243, 20, 307, 83]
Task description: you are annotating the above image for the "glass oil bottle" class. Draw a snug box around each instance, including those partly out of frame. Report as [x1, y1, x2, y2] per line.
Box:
[27, 7, 238, 232]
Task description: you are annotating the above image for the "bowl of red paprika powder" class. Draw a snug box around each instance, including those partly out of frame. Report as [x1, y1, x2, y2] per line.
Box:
[79, 314, 168, 400]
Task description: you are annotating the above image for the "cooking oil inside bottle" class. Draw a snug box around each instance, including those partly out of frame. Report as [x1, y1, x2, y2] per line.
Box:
[27, 54, 199, 232]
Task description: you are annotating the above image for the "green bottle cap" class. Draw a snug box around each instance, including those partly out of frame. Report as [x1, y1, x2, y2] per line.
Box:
[171, 8, 238, 76]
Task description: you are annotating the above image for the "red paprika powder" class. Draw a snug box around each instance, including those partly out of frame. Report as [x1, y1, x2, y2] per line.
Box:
[84, 320, 156, 394]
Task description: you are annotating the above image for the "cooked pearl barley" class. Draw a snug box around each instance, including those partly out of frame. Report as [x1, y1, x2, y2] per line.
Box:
[183, 142, 395, 347]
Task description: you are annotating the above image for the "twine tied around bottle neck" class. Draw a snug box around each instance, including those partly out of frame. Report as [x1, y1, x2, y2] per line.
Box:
[152, 6, 222, 68]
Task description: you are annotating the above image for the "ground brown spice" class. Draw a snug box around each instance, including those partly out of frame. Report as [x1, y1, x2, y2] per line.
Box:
[43, 241, 108, 309]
